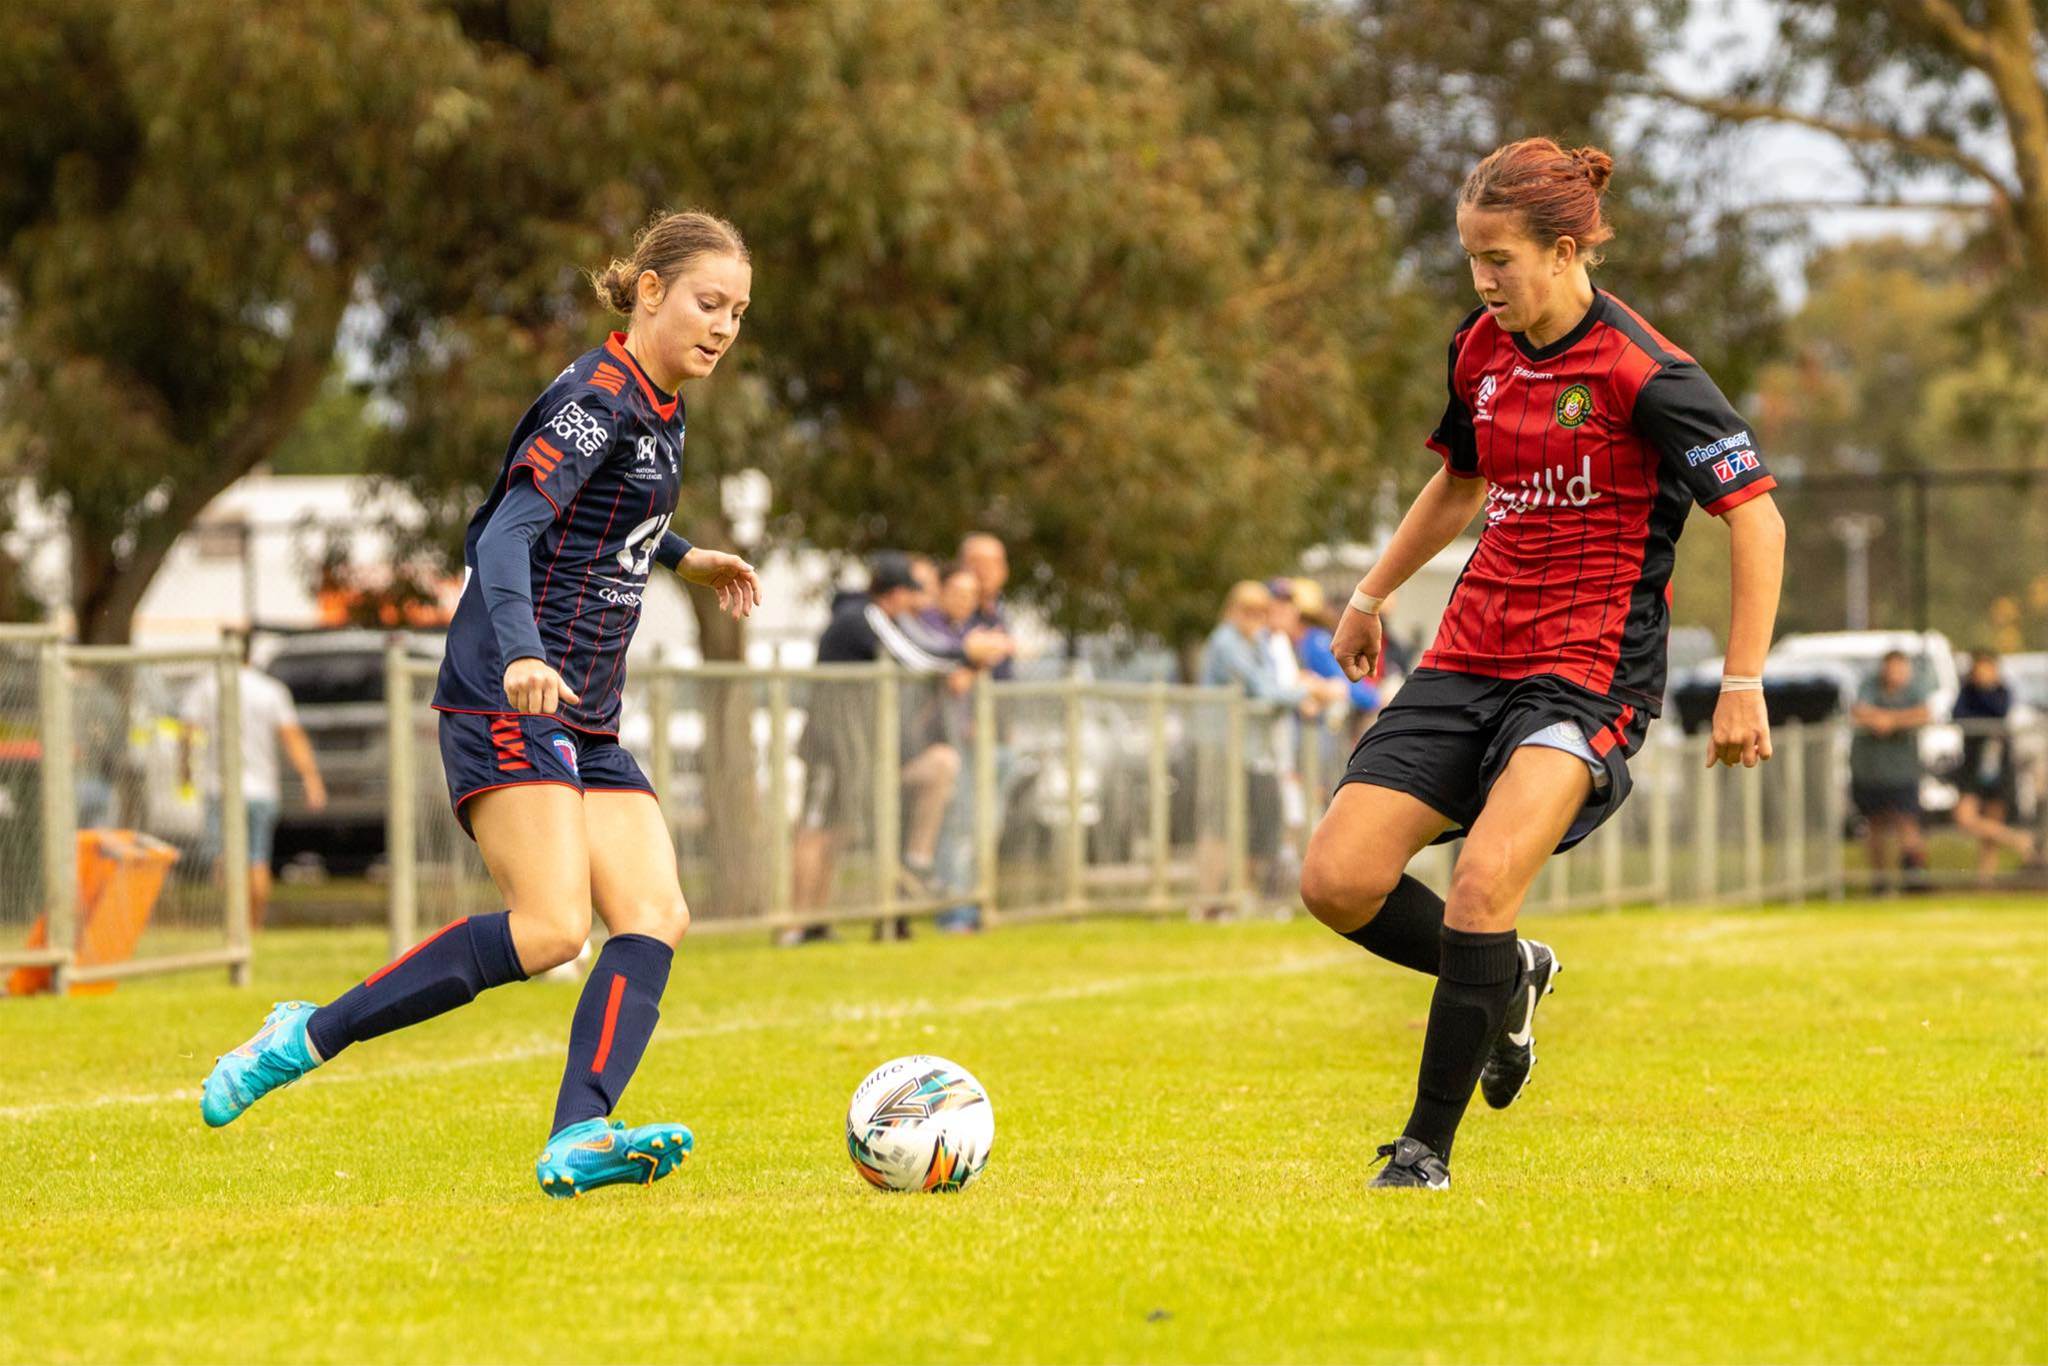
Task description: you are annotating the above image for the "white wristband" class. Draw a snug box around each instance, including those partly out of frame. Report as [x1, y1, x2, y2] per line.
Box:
[1720, 674, 1764, 693]
[1349, 590, 1384, 615]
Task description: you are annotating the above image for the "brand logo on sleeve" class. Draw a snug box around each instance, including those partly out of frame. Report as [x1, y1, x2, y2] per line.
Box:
[1710, 450, 1759, 484]
[1684, 431, 1752, 467]
[548, 402, 610, 457]
[1553, 383, 1594, 428]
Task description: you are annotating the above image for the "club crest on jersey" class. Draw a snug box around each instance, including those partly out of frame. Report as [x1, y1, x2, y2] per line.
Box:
[1553, 383, 1593, 428]
[1472, 374, 1498, 423]
[549, 733, 578, 775]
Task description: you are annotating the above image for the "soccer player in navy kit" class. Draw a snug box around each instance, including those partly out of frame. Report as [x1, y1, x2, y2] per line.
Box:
[202, 212, 764, 1198]
[1298, 140, 1787, 1188]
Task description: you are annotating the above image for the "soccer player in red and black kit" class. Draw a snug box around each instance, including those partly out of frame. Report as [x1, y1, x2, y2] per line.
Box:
[1298, 139, 1786, 1189]
[201, 212, 764, 1198]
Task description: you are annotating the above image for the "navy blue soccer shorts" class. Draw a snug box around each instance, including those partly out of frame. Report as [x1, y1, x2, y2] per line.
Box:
[436, 709, 656, 838]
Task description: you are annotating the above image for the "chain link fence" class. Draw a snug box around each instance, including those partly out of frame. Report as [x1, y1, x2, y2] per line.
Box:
[1, 634, 250, 992]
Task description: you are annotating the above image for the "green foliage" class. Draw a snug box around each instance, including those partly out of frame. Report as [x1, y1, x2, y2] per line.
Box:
[367, 0, 1401, 651]
[0, 0, 487, 640]
[1753, 237, 2048, 646]
[0, 0, 1797, 653]
[268, 375, 378, 476]
[4, 904, 2044, 1362]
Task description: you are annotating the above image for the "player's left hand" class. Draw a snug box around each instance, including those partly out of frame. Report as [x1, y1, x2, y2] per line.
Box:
[1707, 688, 1772, 769]
[679, 548, 762, 619]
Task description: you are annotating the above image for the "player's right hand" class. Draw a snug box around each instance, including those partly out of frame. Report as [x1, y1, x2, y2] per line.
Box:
[1330, 606, 1381, 683]
[503, 657, 581, 715]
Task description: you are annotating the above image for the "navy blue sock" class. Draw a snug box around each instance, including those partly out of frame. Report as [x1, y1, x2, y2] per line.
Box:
[307, 912, 526, 1061]
[1401, 926, 1519, 1161]
[550, 934, 673, 1137]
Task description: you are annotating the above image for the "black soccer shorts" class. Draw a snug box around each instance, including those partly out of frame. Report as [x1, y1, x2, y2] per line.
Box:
[1337, 667, 1651, 853]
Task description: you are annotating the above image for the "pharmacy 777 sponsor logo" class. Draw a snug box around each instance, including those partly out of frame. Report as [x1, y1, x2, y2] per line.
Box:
[1710, 450, 1760, 484]
[1683, 430, 1751, 468]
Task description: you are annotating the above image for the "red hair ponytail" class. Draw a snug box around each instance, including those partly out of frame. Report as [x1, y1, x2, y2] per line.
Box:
[1461, 138, 1615, 265]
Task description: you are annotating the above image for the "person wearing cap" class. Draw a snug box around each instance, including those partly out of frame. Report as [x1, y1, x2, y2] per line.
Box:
[788, 552, 1011, 943]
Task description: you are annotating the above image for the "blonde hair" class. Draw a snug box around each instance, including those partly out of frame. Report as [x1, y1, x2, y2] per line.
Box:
[590, 210, 749, 315]
[1223, 580, 1272, 619]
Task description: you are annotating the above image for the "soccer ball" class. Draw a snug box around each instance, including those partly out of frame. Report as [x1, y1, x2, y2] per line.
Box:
[845, 1055, 994, 1193]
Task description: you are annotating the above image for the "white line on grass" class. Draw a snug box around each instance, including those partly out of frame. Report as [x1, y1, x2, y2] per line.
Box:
[0, 951, 1351, 1120]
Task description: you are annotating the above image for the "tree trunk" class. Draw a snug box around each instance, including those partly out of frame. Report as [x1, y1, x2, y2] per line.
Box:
[68, 274, 350, 645]
[1981, 2, 2048, 298]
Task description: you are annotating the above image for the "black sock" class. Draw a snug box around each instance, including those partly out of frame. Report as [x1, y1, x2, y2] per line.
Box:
[308, 912, 526, 1061]
[550, 934, 673, 1137]
[1338, 875, 1445, 975]
[1401, 926, 1520, 1161]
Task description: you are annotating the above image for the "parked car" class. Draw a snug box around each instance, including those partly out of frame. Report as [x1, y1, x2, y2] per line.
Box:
[265, 630, 444, 875]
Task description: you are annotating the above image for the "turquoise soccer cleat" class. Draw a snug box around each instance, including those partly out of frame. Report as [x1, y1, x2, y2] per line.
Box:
[536, 1118, 694, 1199]
[201, 1000, 322, 1128]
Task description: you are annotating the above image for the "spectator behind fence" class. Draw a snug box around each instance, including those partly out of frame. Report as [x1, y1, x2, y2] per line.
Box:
[924, 563, 1009, 932]
[179, 635, 327, 928]
[788, 552, 1010, 944]
[1953, 650, 2042, 882]
[1199, 581, 1313, 905]
[1287, 577, 1377, 789]
[1266, 580, 1347, 884]
[1849, 648, 1932, 893]
[1287, 578, 1380, 719]
[960, 533, 1018, 681]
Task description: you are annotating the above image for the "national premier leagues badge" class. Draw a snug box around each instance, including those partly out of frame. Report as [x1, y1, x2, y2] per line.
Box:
[1554, 383, 1593, 428]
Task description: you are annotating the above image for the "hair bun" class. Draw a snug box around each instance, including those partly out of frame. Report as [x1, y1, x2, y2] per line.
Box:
[592, 261, 638, 315]
[1569, 145, 1614, 194]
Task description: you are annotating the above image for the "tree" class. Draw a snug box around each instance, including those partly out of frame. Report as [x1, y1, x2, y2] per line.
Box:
[1747, 237, 2048, 647]
[0, 0, 497, 642]
[1652, 0, 2048, 302]
[372, 0, 1403, 657]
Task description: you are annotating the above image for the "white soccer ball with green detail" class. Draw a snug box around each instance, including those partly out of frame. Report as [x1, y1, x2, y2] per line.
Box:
[845, 1055, 994, 1193]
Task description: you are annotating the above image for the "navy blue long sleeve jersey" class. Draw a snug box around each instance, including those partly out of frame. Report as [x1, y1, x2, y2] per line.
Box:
[434, 333, 692, 737]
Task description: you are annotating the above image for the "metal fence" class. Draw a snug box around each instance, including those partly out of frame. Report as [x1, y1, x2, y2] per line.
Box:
[384, 644, 2048, 952]
[388, 654, 1256, 950]
[0, 631, 250, 992]
[10, 630, 2042, 974]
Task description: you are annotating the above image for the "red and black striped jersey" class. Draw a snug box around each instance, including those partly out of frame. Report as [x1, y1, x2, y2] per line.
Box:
[1421, 290, 1775, 712]
[434, 333, 685, 736]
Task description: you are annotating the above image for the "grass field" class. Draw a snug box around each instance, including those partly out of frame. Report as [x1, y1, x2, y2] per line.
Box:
[4, 898, 2045, 1365]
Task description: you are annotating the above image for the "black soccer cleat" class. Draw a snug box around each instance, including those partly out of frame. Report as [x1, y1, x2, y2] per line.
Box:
[1370, 1137, 1450, 1190]
[1480, 939, 1560, 1110]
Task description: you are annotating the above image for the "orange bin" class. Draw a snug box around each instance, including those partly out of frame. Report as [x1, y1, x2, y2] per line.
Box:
[6, 830, 181, 996]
